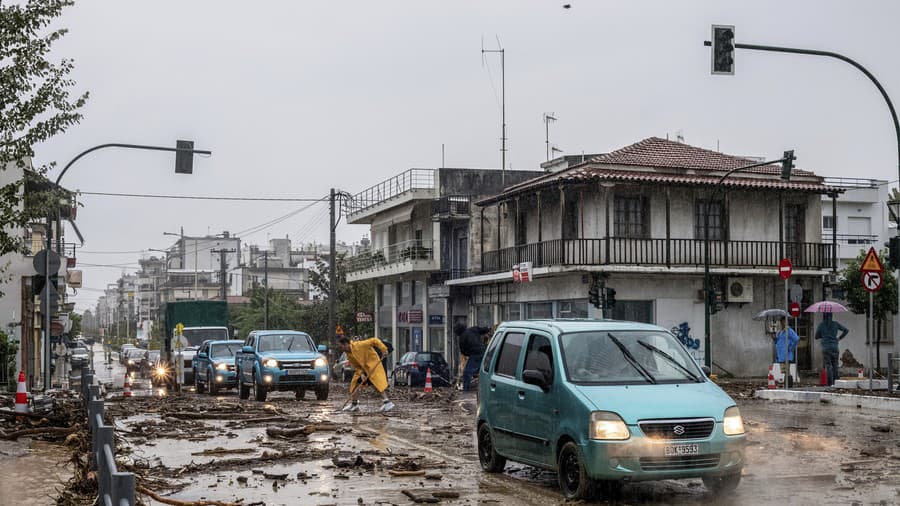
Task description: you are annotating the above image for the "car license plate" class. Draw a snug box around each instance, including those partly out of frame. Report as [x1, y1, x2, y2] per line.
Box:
[285, 369, 303, 376]
[664, 443, 699, 457]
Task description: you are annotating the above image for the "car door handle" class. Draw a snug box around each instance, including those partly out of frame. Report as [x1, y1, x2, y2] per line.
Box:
[490, 382, 496, 391]
[517, 390, 525, 399]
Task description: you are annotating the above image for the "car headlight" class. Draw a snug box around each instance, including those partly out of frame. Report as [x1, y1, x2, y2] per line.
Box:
[723, 406, 745, 435]
[314, 357, 327, 368]
[127, 359, 134, 364]
[589, 411, 630, 440]
[154, 366, 167, 377]
[216, 362, 228, 371]
[263, 358, 278, 368]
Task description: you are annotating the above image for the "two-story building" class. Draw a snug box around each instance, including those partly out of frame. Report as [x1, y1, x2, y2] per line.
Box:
[345, 168, 540, 367]
[447, 137, 838, 377]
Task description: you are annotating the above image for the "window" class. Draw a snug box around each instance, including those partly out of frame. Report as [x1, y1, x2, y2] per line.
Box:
[516, 203, 528, 246]
[527, 302, 553, 319]
[380, 284, 393, 307]
[494, 332, 525, 377]
[614, 195, 649, 238]
[823, 215, 835, 230]
[524, 334, 554, 385]
[558, 300, 589, 318]
[504, 303, 522, 322]
[563, 190, 579, 240]
[848, 217, 872, 244]
[611, 300, 654, 324]
[400, 281, 411, 306]
[785, 204, 806, 243]
[476, 305, 494, 327]
[483, 331, 503, 373]
[695, 199, 727, 241]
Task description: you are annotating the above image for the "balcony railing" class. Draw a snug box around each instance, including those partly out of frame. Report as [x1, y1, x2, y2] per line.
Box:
[821, 232, 879, 245]
[347, 169, 435, 216]
[349, 240, 436, 272]
[432, 195, 470, 220]
[481, 238, 834, 274]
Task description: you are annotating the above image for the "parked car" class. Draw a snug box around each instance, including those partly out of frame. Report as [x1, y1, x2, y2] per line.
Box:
[476, 319, 746, 501]
[193, 340, 243, 395]
[140, 350, 161, 378]
[236, 330, 330, 401]
[333, 352, 354, 382]
[70, 347, 90, 368]
[392, 352, 451, 387]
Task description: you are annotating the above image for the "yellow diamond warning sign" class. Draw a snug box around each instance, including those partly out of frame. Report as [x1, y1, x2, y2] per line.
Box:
[860, 247, 884, 273]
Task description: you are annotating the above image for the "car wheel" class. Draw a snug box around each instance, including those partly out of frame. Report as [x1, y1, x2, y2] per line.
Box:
[207, 370, 219, 395]
[195, 369, 205, 393]
[295, 389, 305, 400]
[702, 472, 742, 495]
[477, 424, 506, 473]
[315, 386, 329, 401]
[558, 441, 595, 500]
[253, 371, 267, 402]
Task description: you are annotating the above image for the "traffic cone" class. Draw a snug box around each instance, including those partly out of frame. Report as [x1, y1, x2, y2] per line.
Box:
[767, 365, 776, 390]
[424, 368, 433, 393]
[858, 368, 864, 379]
[123, 373, 133, 397]
[14, 371, 28, 419]
[819, 368, 828, 386]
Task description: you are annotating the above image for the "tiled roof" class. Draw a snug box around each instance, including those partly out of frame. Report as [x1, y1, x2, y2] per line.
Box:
[480, 137, 835, 205]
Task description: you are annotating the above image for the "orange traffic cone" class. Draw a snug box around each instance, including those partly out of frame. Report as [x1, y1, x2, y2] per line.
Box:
[424, 368, 433, 393]
[123, 373, 133, 397]
[819, 368, 828, 386]
[767, 365, 776, 390]
[14, 371, 28, 419]
[858, 368, 864, 379]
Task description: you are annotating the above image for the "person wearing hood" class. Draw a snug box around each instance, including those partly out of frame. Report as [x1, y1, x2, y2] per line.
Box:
[455, 323, 490, 391]
[815, 312, 849, 386]
[339, 336, 394, 413]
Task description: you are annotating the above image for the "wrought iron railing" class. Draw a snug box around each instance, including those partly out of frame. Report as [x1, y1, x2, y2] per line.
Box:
[431, 195, 470, 219]
[348, 240, 436, 272]
[481, 237, 834, 274]
[346, 169, 435, 216]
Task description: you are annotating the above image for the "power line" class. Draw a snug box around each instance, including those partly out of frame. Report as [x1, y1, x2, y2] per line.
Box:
[79, 191, 326, 202]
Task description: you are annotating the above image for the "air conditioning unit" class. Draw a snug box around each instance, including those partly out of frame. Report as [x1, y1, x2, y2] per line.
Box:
[824, 273, 839, 285]
[726, 277, 753, 304]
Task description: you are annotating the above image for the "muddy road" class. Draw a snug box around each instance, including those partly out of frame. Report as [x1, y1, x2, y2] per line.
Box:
[96, 355, 900, 505]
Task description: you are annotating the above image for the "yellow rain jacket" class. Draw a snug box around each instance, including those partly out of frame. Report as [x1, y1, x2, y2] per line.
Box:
[348, 337, 389, 393]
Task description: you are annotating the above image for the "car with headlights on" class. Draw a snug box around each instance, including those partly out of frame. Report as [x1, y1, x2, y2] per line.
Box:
[476, 319, 746, 501]
[236, 330, 330, 402]
[124, 348, 145, 373]
[193, 339, 243, 395]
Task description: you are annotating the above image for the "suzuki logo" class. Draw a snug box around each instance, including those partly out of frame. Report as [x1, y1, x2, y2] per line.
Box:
[673, 425, 685, 436]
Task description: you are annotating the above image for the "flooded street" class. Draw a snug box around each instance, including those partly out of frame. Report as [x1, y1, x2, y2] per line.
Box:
[91, 352, 900, 506]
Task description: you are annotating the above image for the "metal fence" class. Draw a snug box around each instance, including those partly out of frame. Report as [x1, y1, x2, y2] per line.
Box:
[80, 368, 135, 506]
[346, 168, 435, 217]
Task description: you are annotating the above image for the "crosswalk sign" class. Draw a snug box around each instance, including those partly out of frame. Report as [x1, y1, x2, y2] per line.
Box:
[860, 247, 884, 273]
[335, 324, 344, 337]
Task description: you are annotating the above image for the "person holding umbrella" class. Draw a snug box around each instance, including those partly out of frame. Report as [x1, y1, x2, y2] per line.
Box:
[815, 313, 849, 386]
[773, 317, 799, 386]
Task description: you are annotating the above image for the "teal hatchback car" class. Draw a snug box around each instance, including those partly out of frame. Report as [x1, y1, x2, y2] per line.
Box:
[476, 320, 746, 500]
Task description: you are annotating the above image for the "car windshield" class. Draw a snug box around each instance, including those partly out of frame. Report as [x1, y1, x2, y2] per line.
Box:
[210, 342, 240, 358]
[560, 330, 703, 384]
[257, 334, 312, 353]
[73, 349, 88, 356]
[415, 353, 444, 364]
[182, 328, 229, 347]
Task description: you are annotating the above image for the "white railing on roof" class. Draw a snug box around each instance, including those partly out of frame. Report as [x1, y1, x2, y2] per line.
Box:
[346, 169, 434, 216]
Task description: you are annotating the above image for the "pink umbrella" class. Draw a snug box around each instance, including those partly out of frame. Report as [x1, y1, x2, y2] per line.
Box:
[804, 301, 849, 313]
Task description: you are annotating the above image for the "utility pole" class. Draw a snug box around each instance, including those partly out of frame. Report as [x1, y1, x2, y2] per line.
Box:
[482, 41, 506, 184]
[211, 248, 236, 301]
[263, 251, 269, 330]
[328, 188, 337, 349]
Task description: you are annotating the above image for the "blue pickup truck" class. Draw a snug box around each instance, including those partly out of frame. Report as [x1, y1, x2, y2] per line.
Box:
[236, 330, 330, 401]
[192, 339, 243, 395]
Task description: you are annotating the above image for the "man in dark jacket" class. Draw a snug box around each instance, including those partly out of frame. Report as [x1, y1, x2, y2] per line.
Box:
[456, 324, 490, 391]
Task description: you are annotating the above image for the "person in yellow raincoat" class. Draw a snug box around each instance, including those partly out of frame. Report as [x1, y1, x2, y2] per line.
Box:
[338, 336, 394, 412]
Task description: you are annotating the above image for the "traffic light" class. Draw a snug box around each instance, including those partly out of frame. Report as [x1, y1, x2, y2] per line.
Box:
[707, 289, 719, 315]
[711, 25, 735, 75]
[781, 150, 795, 181]
[888, 237, 900, 269]
[604, 287, 617, 309]
[175, 140, 194, 174]
[588, 285, 601, 309]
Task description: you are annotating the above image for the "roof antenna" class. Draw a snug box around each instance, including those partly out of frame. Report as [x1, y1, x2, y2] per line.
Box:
[482, 36, 506, 185]
[676, 130, 684, 143]
[543, 112, 557, 161]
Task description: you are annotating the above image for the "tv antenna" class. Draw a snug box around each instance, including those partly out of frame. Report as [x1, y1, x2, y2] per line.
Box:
[482, 36, 506, 185]
[543, 112, 557, 161]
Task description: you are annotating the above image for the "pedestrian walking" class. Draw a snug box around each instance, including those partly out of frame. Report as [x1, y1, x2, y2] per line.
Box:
[815, 312, 849, 386]
[338, 336, 394, 413]
[773, 317, 799, 386]
[455, 324, 490, 391]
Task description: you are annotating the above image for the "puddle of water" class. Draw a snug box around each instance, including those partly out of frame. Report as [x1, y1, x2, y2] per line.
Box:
[0, 440, 71, 505]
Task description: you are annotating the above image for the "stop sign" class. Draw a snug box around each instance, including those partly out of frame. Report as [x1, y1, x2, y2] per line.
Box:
[778, 258, 792, 280]
[789, 302, 801, 318]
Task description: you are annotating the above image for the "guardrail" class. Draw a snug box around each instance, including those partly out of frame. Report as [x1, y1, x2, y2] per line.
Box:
[80, 367, 135, 506]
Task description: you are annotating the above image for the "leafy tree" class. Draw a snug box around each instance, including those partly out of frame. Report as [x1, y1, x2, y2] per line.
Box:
[839, 248, 897, 368]
[1, 0, 88, 262]
[231, 287, 303, 339]
[69, 311, 81, 336]
[0, 330, 17, 391]
[308, 253, 375, 341]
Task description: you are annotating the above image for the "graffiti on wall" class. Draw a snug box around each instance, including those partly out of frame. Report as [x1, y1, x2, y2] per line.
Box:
[671, 322, 700, 350]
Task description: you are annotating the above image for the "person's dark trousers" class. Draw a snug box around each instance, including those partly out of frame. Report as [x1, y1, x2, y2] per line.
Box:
[823, 349, 840, 386]
[462, 353, 483, 391]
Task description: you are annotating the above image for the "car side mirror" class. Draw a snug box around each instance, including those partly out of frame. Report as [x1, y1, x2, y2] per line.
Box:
[317, 344, 328, 353]
[701, 365, 711, 378]
[522, 369, 550, 391]
[241, 346, 254, 354]
[198, 352, 208, 359]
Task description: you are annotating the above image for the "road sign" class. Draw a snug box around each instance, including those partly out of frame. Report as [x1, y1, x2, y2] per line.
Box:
[355, 312, 373, 323]
[175, 323, 184, 336]
[778, 258, 792, 280]
[33, 249, 61, 275]
[789, 283, 803, 303]
[860, 247, 884, 273]
[335, 324, 345, 337]
[788, 302, 801, 318]
[863, 271, 883, 292]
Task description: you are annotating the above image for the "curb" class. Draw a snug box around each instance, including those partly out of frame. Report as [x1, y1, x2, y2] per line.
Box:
[754, 389, 900, 412]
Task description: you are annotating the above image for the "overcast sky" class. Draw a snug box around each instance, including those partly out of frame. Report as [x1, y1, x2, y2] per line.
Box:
[33, 1, 900, 312]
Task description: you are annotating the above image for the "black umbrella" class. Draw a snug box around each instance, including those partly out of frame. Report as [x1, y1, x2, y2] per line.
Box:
[753, 308, 788, 321]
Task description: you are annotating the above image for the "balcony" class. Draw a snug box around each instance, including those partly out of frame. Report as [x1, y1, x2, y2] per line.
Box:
[346, 169, 436, 224]
[431, 195, 470, 221]
[347, 240, 438, 282]
[480, 238, 835, 274]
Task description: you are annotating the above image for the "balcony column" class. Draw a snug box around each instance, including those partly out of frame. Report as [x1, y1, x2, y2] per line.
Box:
[723, 191, 730, 267]
[665, 188, 671, 267]
[537, 191, 543, 265]
[422, 277, 430, 352]
[779, 193, 785, 260]
[604, 185, 611, 264]
[497, 203, 502, 251]
[831, 192, 838, 273]
[373, 283, 380, 339]
[515, 196, 521, 264]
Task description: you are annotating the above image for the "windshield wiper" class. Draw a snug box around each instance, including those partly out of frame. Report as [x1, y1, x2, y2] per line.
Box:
[607, 333, 656, 384]
[287, 336, 295, 351]
[636, 340, 702, 382]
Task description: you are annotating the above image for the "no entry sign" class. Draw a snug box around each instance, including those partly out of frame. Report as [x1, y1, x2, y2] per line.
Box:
[863, 271, 883, 292]
[788, 302, 801, 318]
[778, 258, 792, 280]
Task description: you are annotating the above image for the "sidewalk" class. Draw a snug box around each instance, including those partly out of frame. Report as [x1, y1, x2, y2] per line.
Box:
[755, 387, 900, 412]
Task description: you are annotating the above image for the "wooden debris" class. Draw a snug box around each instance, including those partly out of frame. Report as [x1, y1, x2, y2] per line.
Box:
[389, 469, 426, 477]
[402, 490, 439, 503]
[190, 447, 256, 456]
[0, 425, 77, 440]
[137, 484, 241, 505]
